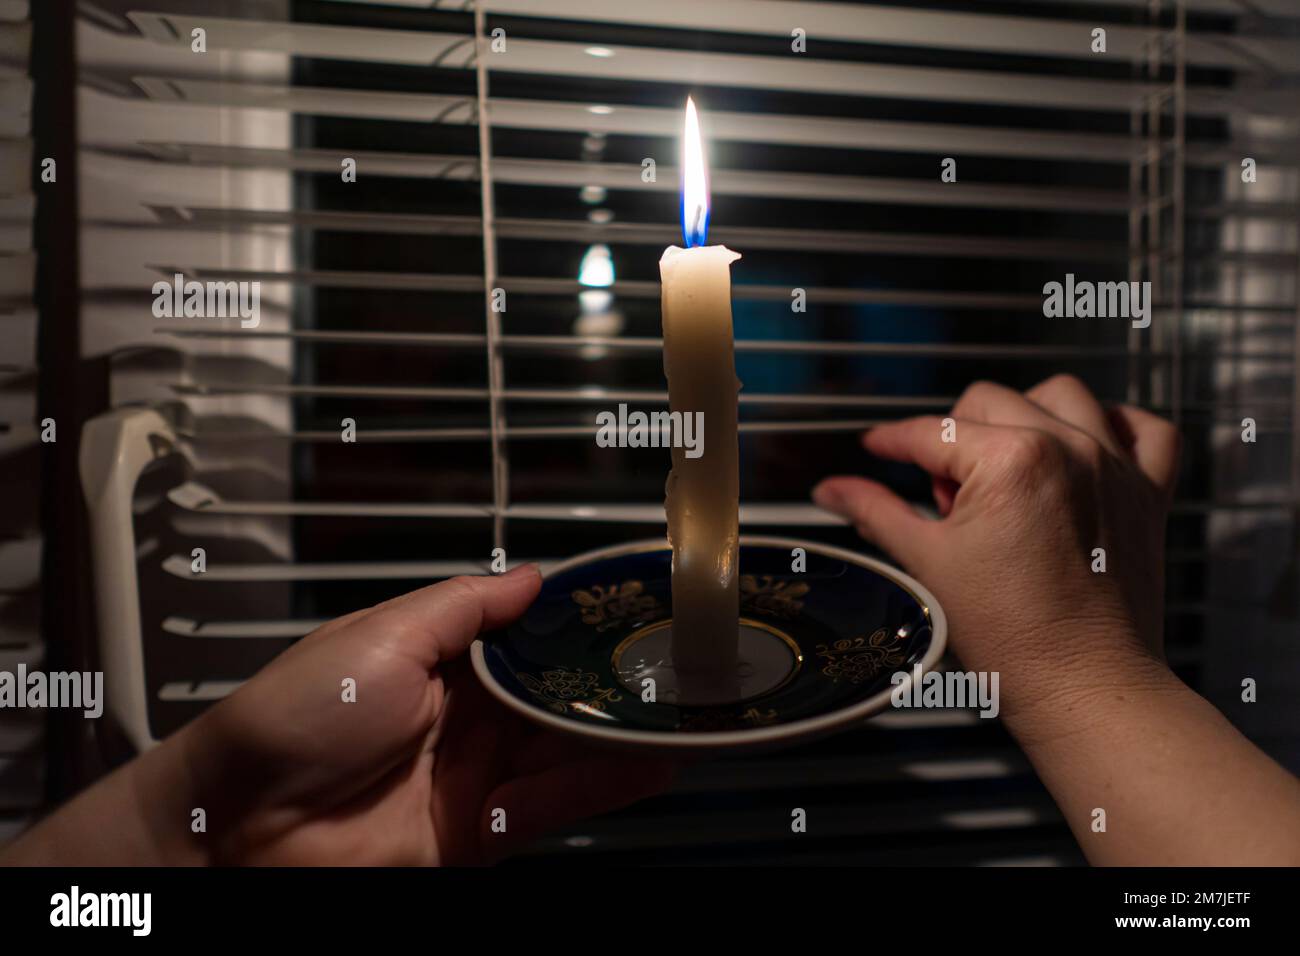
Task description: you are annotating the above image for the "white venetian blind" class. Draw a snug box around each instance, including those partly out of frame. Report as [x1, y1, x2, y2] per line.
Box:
[69, 0, 1299, 864]
[0, 0, 38, 841]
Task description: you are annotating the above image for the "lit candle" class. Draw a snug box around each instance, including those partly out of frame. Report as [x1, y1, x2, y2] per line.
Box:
[660, 97, 741, 681]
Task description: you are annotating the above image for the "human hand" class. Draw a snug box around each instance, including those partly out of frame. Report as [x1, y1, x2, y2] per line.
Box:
[812, 375, 1181, 735]
[170, 565, 675, 865]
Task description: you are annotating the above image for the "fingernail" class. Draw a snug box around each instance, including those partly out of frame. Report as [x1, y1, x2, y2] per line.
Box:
[811, 483, 840, 509]
[501, 562, 540, 580]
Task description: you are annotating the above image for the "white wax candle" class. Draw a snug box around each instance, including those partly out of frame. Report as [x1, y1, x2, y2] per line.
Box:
[660, 243, 742, 676]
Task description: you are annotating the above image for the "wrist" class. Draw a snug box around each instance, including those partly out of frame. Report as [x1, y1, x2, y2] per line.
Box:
[960, 621, 1178, 750]
[126, 724, 224, 865]
[132, 704, 271, 865]
[0, 715, 240, 866]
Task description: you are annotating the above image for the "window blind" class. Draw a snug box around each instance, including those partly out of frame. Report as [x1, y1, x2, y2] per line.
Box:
[68, 0, 1300, 864]
[0, 0, 37, 842]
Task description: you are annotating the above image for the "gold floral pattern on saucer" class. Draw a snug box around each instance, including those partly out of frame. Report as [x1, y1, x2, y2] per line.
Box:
[472, 536, 946, 751]
[572, 581, 664, 631]
[517, 668, 624, 714]
[738, 706, 779, 726]
[678, 705, 780, 733]
[740, 575, 810, 619]
[815, 628, 907, 684]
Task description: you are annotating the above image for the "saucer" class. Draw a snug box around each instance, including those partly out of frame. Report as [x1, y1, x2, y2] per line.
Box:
[471, 535, 946, 752]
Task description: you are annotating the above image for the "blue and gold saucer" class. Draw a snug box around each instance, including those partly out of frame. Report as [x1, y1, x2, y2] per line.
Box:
[471, 536, 946, 751]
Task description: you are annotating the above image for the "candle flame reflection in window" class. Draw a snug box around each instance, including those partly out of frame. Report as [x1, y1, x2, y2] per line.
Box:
[575, 243, 620, 360]
[681, 96, 710, 248]
[578, 244, 615, 289]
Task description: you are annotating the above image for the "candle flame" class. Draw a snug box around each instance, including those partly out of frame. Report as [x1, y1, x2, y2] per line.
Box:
[681, 96, 709, 248]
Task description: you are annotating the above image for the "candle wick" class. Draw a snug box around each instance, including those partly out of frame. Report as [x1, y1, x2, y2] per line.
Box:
[691, 207, 703, 245]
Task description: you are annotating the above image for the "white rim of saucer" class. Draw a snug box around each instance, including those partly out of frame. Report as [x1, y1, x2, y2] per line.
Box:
[470, 534, 948, 751]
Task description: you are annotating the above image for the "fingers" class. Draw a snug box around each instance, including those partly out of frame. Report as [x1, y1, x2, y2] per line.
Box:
[931, 476, 959, 517]
[508, 728, 631, 778]
[1025, 373, 1122, 454]
[952, 379, 1060, 432]
[1107, 404, 1181, 496]
[483, 754, 677, 862]
[860, 415, 993, 484]
[812, 476, 936, 572]
[371, 565, 543, 667]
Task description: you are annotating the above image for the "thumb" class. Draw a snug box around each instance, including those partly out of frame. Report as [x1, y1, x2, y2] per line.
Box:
[813, 477, 935, 574]
[367, 565, 543, 667]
